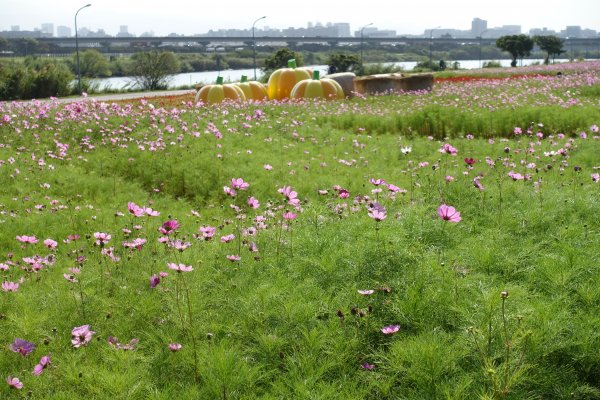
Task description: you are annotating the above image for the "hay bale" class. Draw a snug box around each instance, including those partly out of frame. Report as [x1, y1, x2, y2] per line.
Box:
[392, 73, 434, 92]
[353, 73, 433, 95]
[323, 72, 356, 97]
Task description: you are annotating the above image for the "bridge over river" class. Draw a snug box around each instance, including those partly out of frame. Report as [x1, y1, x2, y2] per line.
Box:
[17, 36, 600, 53]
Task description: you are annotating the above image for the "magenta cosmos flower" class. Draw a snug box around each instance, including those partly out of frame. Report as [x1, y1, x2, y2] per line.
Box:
[159, 220, 180, 235]
[381, 325, 401, 335]
[437, 204, 461, 223]
[9, 338, 35, 356]
[167, 263, 193, 272]
[149, 274, 161, 288]
[71, 325, 96, 348]
[33, 355, 51, 376]
[6, 376, 23, 389]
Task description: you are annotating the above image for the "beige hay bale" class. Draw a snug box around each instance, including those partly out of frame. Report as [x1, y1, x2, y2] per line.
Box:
[353, 73, 433, 95]
[323, 72, 357, 97]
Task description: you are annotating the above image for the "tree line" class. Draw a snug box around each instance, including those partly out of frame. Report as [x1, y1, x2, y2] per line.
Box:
[0, 35, 569, 100]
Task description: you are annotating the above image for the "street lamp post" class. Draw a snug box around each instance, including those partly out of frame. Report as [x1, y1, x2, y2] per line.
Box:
[429, 26, 440, 70]
[252, 16, 266, 81]
[75, 3, 91, 94]
[360, 23, 373, 70]
[478, 29, 490, 68]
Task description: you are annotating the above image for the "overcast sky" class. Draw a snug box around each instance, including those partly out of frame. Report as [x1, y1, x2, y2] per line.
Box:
[2, 0, 599, 36]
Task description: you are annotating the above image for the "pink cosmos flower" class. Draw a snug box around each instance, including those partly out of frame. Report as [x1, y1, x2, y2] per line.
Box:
[33, 355, 51, 376]
[440, 143, 458, 155]
[247, 196, 260, 209]
[369, 178, 386, 186]
[127, 202, 145, 217]
[283, 212, 297, 220]
[93, 232, 111, 246]
[6, 376, 23, 389]
[168, 343, 182, 352]
[386, 183, 406, 194]
[368, 208, 387, 222]
[198, 225, 216, 240]
[9, 338, 35, 356]
[220, 234, 235, 243]
[381, 325, 401, 335]
[43, 239, 58, 249]
[2, 281, 19, 292]
[168, 240, 191, 251]
[361, 363, 375, 370]
[16, 235, 38, 244]
[223, 186, 237, 197]
[592, 173, 599, 183]
[159, 220, 180, 235]
[144, 207, 160, 216]
[338, 189, 350, 199]
[263, 164, 273, 170]
[167, 263, 193, 272]
[279, 186, 300, 207]
[473, 178, 485, 191]
[226, 255, 241, 262]
[508, 171, 525, 181]
[123, 238, 147, 250]
[71, 325, 96, 348]
[231, 178, 249, 190]
[437, 204, 461, 223]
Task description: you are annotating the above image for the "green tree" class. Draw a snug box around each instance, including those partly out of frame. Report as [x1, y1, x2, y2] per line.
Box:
[326, 53, 360, 73]
[74, 49, 112, 77]
[263, 48, 303, 75]
[128, 51, 180, 90]
[533, 35, 565, 64]
[496, 35, 534, 67]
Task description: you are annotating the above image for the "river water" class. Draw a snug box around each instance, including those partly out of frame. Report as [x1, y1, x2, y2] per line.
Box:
[92, 59, 568, 91]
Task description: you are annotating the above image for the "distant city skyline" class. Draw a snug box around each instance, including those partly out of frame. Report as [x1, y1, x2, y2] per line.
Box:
[1, 0, 599, 38]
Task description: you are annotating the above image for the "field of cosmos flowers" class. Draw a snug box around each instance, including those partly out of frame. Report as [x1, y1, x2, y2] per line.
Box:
[1, 61, 599, 399]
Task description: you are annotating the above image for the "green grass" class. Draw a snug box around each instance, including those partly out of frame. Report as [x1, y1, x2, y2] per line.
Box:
[0, 62, 599, 399]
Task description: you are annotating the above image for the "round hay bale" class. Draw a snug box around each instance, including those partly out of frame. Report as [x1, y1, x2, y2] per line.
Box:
[323, 72, 356, 97]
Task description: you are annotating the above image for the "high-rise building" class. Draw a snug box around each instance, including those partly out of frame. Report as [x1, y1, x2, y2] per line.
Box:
[471, 18, 487, 36]
[41, 23, 54, 37]
[57, 26, 71, 37]
[565, 26, 582, 37]
[333, 23, 350, 37]
[117, 25, 134, 37]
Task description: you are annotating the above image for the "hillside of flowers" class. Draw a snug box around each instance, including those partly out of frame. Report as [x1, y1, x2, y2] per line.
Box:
[1, 61, 599, 399]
